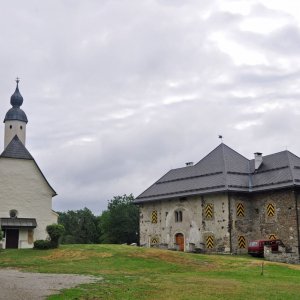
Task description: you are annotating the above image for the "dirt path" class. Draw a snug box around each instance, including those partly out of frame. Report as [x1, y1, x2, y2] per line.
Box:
[0, 269, 101, 299]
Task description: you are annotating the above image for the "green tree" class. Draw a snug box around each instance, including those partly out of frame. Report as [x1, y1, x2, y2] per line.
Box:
[99, 194, 139, 244]
[58, 208, 99, 244]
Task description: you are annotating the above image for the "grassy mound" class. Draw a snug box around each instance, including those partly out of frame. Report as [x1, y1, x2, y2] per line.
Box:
[0, 244, 300, 299]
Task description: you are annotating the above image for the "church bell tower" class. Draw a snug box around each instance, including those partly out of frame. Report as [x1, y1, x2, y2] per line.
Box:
[3, 78, 28, 149]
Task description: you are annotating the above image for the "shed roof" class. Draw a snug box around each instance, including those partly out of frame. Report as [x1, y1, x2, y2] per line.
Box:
[0, 218, 37, 228]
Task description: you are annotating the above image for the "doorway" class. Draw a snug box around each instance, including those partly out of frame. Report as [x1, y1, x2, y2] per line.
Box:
[6, 229, 19, 249]
[175, 233, 184, 251]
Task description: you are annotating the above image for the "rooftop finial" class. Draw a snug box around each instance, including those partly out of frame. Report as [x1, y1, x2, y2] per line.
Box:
[10, 78, 23, 108]
[218, 135, 223, 142]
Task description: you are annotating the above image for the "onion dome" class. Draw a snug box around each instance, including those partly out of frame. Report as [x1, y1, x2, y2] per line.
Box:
[4, 79, 28, 123]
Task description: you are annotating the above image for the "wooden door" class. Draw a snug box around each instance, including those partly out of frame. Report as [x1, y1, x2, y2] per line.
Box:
[175, 233, 184, 251]
[6, 229, 19, 249]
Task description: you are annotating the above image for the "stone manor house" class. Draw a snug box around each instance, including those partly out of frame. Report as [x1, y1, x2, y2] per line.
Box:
[0, 81, 57, 249]
[135, 143, 300, 256]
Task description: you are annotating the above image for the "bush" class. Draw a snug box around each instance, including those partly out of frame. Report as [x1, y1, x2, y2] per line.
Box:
[46, 224, 65, 248]
[33, 224, 65, 250]
[34, 240, 52, 250]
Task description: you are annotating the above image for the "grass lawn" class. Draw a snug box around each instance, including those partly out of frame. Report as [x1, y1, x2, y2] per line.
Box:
[0, 244, 300, 299]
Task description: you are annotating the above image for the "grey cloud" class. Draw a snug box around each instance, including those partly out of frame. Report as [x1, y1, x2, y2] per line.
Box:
[0, 1, 299, 213]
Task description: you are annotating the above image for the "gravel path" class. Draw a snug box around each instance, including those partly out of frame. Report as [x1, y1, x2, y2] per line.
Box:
[0, 269, 101, 300]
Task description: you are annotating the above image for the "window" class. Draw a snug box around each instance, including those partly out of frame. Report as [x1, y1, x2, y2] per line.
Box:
[151, 237, 159, 245]
[269, 234, 277, 240]
[205, 204, 214, 219]
[236, 203, 245, 217]
[238, 236, 246, 248]
[267, 203, 275, 217]
[151, 210, 158, 224]
[206, 235, 214, 249]
[9, 125, 12, 129]
[175, 210, 183, 222]
[9, 209, 18, 218]
[28, 229, 34, 244]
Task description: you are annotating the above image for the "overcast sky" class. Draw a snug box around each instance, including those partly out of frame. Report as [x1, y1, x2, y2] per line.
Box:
[1, 0, 300, 214]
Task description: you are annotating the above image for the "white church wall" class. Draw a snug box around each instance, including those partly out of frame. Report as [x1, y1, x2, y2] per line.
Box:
[0, 158, 57, 247]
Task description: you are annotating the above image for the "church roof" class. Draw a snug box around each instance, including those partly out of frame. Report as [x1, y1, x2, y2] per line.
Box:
[135, 143, 300, 203]
[0, 135, 57, 197]
[1, 135, 33, 159]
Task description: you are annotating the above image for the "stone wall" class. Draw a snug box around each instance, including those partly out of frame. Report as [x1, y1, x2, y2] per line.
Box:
[230, 193, 253, 254]
[139, 188, 300, 258]
[229, 189, 300, 255]
[264, 245, 299, 264]
[251, 189, 298, 250]
[139, 193, 230, 252]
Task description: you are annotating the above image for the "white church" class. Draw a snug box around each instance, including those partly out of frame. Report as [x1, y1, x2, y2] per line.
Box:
[0, 80, 58, 249]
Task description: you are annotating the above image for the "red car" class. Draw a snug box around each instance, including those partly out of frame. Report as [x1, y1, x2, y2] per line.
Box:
[248, 239, 284, 257]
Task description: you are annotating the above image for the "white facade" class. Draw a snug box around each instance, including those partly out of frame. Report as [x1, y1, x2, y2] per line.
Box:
[0, 158, 57, 248]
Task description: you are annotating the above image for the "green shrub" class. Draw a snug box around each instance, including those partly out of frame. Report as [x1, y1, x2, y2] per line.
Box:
[33, 224, 65, 250]
[46, 224, 65, 248]
[34, 240, 52, 250]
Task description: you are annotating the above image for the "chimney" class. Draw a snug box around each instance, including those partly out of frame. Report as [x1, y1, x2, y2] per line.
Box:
[254, 152, 263, 170]
[185, 162, 194, 167]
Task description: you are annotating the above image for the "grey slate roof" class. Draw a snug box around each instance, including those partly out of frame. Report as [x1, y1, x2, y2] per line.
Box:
[4, 107, 28, 123]
[135, 143, 300, 203]
[4, 83, 28, 123]
[1, 135, 33, 160]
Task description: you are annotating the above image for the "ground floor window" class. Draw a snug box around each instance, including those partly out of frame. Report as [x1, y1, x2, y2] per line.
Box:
[238, 236, 246, 248]
[206, 235, 214, 249]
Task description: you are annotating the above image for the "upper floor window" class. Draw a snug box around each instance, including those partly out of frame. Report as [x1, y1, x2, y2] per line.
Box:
[175, 210, 183, 222]
[266, 203, 275, 217]
[205, 203, 214, 219]
[236, 203, 245, 217]
[151, 210, 158, 224]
